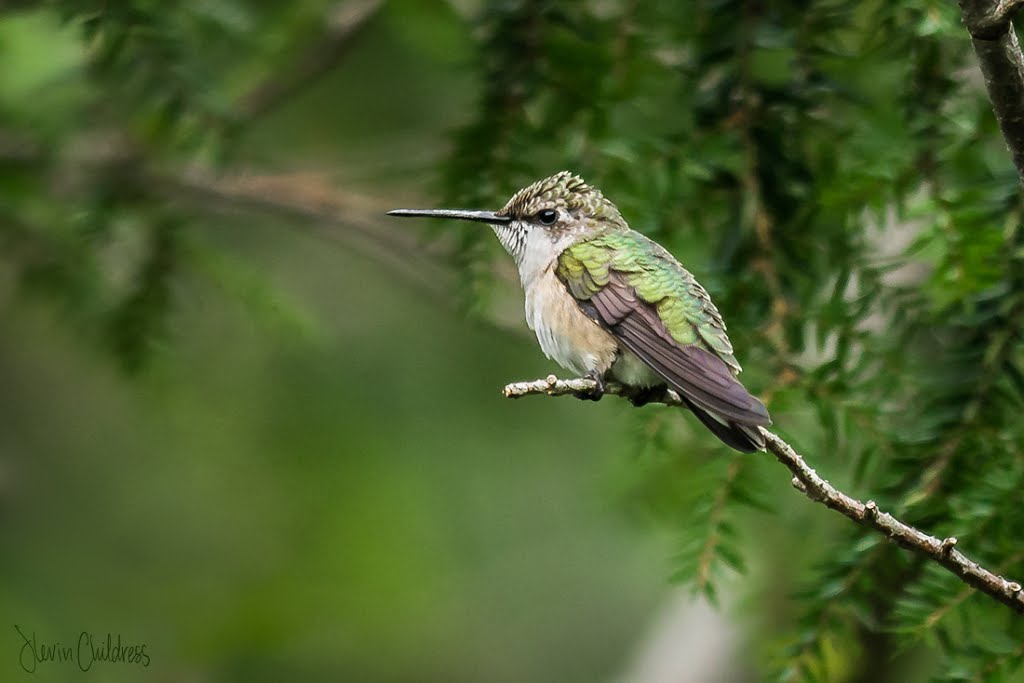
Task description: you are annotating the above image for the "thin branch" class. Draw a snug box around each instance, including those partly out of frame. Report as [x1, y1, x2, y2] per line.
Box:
[502, 375, 1024, 615]
[0, 125, 542, 343]
[152, 167, 458, 303]
[0, 126, 458, 302]
[502, 374, 684, 402]
[237, 0, 385, 121]
[925, 550, 1024, 628]
[958, 0, 1024, 182]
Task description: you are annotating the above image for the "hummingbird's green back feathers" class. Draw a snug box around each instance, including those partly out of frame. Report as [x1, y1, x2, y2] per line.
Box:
[556, 229, 771, 448]
[558, 231, 741, 369]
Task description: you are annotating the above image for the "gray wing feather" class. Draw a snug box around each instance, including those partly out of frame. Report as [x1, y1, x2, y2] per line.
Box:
[586, 277, 770, 426]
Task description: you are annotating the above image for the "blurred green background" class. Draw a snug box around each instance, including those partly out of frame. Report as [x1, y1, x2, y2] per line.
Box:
[0, 3, 693, 682]
[4, 1, 1024, 681]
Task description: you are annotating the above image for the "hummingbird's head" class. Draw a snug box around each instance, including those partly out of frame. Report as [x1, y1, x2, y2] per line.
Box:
[388, 171, 626, 269]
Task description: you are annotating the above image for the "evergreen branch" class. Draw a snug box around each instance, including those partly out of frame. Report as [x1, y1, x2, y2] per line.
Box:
[237, 0, 384, 121]
[695, 458, 744, 592]
[503, 375, 1024, 614]
[903, 318, 1016, 509]
[739, 105, 790, 357]
[924, 551, 1024, 628]
[970, 639, 1024, 682]
[785, 542, 891, 681]
[735, 2, 791, 359]
[922, 580, 972, 630]
[958, 0, 1024, 182]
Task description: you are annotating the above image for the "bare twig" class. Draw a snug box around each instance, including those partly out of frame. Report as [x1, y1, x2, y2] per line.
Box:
[925, 550, 1024, 628]
[502, 375, 1024, 615]
[503, 374, 683, 402]
[959, 0, 1024, 182]
[0, 132, 458, 307]
[152, 167, 457, 302]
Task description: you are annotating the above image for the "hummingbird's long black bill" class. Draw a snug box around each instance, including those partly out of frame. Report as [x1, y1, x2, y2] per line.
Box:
[387, 208, 511, 225]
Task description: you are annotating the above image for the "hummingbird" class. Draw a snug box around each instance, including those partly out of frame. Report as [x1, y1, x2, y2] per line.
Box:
[388, 171, 770, 452]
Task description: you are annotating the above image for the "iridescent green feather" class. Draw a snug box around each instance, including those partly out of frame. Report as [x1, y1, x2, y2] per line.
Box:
[556, 230, 742, 374]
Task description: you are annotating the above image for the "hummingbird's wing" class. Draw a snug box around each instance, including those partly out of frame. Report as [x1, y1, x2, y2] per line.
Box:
[556, 231, 771, 433]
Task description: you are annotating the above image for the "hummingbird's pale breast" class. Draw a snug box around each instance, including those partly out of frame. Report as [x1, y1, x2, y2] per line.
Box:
[524, 265, 618, 376]
[509, 218, 659, 385]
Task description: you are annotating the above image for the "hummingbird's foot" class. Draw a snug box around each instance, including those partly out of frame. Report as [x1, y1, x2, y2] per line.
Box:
[627, 385, 668, 407]
[574, 372, 606, 402]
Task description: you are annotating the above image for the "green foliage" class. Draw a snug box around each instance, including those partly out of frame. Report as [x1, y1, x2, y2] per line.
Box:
[4, 0, 1024, 681]
[0, 1, 315, 370]
[443, 0, 1024, 680]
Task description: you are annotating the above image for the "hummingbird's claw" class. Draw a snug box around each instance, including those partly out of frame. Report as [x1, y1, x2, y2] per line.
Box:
[627, 385, 668, 407]
[574, 372, 606, 402]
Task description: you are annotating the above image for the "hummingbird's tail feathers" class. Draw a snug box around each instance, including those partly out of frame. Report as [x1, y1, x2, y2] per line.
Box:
[611, 312, 771, 425]
[570, 271, 770, 451]
[577, 282, 771, 426]
[682, 397, 766, 453]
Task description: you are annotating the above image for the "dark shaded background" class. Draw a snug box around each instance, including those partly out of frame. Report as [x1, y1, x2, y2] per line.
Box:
[1, 4, 690, 682]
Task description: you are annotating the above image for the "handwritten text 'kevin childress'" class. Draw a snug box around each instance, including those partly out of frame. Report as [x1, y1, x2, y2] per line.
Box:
[15, 625, 150, 673]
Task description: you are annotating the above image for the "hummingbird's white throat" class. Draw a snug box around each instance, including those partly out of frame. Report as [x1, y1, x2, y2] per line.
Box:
[491, 221, 526, 264]
[492, 221, 575, 289]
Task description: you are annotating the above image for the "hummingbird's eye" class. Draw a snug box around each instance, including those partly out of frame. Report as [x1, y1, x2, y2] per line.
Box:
[536, 209, 558, 225]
